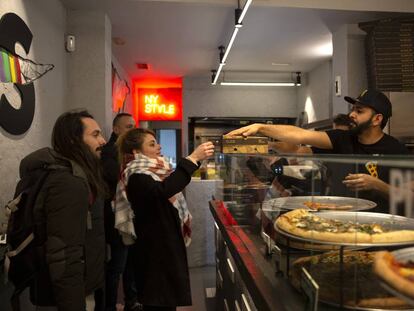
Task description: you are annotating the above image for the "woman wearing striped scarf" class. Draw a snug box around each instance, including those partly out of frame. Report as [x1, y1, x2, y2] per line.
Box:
[114, 128, 214, 311]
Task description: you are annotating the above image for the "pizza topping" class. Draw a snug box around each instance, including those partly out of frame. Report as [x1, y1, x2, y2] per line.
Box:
[385, 256, 414, 283]
[315, 251, 375, 265]
[292, 213, 386, 234]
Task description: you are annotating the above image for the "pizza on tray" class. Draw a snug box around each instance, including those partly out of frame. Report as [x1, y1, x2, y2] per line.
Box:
[275, 209, 414, 244]
[303, 201, 353, 211]
[291, 251, 410, 309]
[374, 251, 414, 300]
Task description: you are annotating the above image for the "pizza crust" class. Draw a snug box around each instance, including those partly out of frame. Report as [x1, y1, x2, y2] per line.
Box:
[374, 251, 414, 299]
[372, 231, 414, 243]
[357, 297, 410, 309]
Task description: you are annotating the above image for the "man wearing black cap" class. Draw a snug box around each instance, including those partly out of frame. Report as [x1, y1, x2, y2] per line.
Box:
[226, 89, 409, 212]
[329, 89, 406, 154]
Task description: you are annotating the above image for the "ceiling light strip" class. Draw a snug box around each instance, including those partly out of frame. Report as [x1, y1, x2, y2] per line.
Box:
[220, 82, 296, 87]
[221, 27, 239, 64]
[238, 0, 252, 24]
[212, 63, 225, 85]
[211, 1, 252, 85]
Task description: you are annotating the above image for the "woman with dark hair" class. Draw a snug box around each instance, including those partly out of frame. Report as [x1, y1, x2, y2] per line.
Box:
[114, 128, 214, 311]
[19, 109, 107, 310]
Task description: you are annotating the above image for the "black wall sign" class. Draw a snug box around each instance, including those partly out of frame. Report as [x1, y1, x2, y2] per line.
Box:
[0, 13, 35, 135]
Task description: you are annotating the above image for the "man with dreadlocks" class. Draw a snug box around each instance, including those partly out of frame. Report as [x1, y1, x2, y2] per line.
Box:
[19, 109, 107, 310]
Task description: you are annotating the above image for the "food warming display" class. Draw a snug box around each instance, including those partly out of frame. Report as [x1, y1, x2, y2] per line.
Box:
[211, 153, 414, 311]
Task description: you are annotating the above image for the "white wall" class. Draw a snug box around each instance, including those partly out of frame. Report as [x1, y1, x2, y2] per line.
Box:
[66, 10, 113, 137]
[297, 60, 332, 123]
[389, 92, 414, 137]
[332, 24, 367, 115]
[332, 24, 349, 115]
[182, 75, 298, 153]
[0, 0, 67, 211]
[347, 32, 368, 98]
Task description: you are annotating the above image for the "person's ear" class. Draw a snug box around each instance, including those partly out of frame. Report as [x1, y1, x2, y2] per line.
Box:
[373, 114, 383, 127]
[113, 125, 120, 135]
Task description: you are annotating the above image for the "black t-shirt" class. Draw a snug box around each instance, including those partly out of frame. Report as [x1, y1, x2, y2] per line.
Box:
[326, 129, 409, 156]
[319, 130, 409, 213]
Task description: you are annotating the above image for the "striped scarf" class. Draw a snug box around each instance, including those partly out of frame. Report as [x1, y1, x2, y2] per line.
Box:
[113, 153, 192, 246]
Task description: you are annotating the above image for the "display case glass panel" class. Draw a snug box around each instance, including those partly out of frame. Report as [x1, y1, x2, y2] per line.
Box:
[211, 152, 414, 311]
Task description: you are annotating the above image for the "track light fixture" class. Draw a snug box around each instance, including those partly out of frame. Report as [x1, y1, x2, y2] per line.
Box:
[219, 46, 225, 64]
[296, 72, 301, 86]
[211, 70, 217, 84]
[221, 82, 296, 87]
[212, 47, 226, 85]
[213, 71, 303, 87]
[237, 0, 252, 24]
[211, 0, 253, 85]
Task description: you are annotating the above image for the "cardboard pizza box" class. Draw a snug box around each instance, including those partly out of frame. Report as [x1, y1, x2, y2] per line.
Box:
[222, 136, 269, 154]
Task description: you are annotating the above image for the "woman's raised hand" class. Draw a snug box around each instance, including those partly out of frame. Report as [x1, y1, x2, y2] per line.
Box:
[189, 142, 215, 162]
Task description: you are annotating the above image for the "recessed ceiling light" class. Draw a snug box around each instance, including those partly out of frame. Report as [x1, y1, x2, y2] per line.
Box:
[271, 63, 290, 66]
[136, 63, 150, 70]
[112, 37, 126, 46]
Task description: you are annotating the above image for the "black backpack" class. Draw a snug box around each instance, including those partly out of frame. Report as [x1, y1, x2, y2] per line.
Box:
[4, 164, 68, 311]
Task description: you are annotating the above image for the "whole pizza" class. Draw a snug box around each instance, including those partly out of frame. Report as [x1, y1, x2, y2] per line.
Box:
[375, 251, 414, 300]
[291, 251, 410, 309]
[275, 209, 414, 244]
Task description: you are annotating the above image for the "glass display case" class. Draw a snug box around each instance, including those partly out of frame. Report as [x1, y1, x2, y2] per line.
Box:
[210, 152, 414, 311]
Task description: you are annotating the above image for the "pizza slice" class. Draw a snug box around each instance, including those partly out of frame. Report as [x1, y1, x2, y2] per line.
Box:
[374, 251, 414, 299]
[303, 201, 353, 211]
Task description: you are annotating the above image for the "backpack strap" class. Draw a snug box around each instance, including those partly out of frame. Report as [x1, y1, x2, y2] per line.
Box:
[6, 233, 34, 257]
[6, 193, 22, 213]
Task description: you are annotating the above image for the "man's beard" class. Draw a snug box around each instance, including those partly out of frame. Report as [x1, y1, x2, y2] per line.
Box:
[349, 117, 373, 135]
[94, 146, 103, 159]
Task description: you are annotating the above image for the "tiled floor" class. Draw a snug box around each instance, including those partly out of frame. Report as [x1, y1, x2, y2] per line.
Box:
[178, 265, 216, 311]
[0, 265, 217, 311]
[115, 265, 217, 311]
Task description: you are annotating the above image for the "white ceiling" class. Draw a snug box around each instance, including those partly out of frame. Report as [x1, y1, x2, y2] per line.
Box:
[60, 0, 414, 79]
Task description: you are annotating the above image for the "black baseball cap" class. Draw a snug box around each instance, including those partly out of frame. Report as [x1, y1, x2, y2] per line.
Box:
[344, 89, 392, 119]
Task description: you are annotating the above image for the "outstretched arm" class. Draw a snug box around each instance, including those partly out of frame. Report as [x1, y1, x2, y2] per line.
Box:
[226, 123, 333, 149]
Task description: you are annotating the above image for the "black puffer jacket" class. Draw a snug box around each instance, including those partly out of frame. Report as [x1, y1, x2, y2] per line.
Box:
[101, 132, 120, 243]
[19, 148, 105, 311]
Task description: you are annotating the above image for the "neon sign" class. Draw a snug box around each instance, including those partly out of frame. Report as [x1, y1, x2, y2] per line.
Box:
[136, 87, 182, 121]
[144, 95, 175, 115]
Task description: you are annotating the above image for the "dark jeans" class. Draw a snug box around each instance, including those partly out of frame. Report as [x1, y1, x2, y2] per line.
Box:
[105, 235, 137, 311]
[123, 247, 138, 308]
[94, 288, 105, 311]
